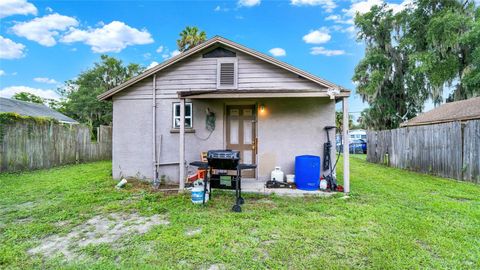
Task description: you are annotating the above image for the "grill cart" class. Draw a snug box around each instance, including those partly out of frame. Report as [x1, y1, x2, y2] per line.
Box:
[189, 150, 256, 212]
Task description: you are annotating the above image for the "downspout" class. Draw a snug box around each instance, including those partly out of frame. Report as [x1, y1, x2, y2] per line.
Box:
[152, 74, 159, 187]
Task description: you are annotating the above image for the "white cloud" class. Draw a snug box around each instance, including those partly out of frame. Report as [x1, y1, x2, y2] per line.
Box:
[291, 0, 336, 12]
[11, 13, 79, 46]
[310, 46, 345, 56]
[0, 36, 26, 59]
[0, 0, 37, 18]
[342, 0, 413, 22]
[269, 47, 286, 57]
[170, 50, 181, 58]
[34, 77, 58, 84]
[302, 27, 331, 44]
[343, 25, 356, 34]
[61, 21, 154, 53]
[0, 86, 60, 100]
[388, 0, 414, 14]
[325, 14, 353, 24]
[156, 45, 164, 53]
[343, 0, 382, 18]
[238, 0, 261, 7]
[160, 47, 181, 59]
[0, 70, 5, 76]
[325, 14, 340, 21]
[147, 61, 159, 69]
[45, 7, 53, 13]
[143, 52, 151, 59]
[214, 5, 230, 12]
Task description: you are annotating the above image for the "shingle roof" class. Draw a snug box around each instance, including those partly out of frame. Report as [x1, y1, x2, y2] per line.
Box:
[98, 36, 351, 100]
[0, 97, 78, 124]
[401, 97, 480, 127]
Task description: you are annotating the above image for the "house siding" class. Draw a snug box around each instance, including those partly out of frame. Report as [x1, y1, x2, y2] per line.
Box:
[112, 96, 335, 182]
[110, 46, 335, 182]
[256, 97, 335, 179]
[112, 98, 152, 179]
[114, 49, 326, 101]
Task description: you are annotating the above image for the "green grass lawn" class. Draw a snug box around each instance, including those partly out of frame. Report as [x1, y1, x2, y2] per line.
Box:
[0, 156, 479, 269]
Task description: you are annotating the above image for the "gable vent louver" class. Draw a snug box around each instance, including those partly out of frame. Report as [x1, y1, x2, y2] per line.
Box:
[220, 62, 235, 86]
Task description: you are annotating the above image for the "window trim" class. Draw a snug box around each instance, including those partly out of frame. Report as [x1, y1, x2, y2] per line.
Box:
[172, 102, 193, 129]
[216, 58, 238, 89]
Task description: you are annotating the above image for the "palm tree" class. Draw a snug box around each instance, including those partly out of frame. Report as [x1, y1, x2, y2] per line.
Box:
[177, 26, 207, 52]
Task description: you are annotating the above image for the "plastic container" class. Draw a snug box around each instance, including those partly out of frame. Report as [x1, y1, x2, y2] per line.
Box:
[319, 179, 328, 190]
[271, 166, 284, 182]
[295, 155, 321, 191]
[191, 180, 209, 204]
[286, 174, 295, 183]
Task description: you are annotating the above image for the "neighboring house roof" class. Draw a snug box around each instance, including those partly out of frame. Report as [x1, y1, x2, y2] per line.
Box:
[0, 97, 78, 124]
[98, 36, 350, 100]
[401, 97, 480, 127]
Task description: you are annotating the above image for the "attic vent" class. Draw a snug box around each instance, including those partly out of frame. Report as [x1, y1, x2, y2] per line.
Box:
[220, 63, 234, 85]
[203, 47, 236, 58]
[217, 59, 237, 89]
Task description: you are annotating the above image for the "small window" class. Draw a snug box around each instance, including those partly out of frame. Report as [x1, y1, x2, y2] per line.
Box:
[172, 102, 193, 129]
[217, 59, 237, 89]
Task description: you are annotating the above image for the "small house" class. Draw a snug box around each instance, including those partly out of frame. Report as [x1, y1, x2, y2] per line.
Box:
[98, 36, 351, 191]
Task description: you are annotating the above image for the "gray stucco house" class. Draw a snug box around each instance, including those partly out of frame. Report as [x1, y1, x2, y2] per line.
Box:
[98, 36, 351, 191]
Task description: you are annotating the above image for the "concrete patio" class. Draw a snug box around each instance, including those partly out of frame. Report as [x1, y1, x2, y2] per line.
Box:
[235, 179, 334, 197]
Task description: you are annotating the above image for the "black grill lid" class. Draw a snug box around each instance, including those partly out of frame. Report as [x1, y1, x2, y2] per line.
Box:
[207, 150, 240, 170]
[207, 150, 240, 160]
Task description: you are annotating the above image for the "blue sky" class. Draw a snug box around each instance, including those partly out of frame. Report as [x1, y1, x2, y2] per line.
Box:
[0, 0, 416, 118]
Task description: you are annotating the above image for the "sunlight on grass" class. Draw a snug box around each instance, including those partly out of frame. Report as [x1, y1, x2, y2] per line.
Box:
[0, 159, 479, 269]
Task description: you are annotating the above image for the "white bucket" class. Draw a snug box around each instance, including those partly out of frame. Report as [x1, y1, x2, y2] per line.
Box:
[191, 180, 209, 204]
[286, 174, 295, 183]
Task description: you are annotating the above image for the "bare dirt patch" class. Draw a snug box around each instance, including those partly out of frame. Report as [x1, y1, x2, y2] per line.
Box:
[185, 227, 202, 236]
[122, 178, 179, 194]
[28, 212, 169, 261]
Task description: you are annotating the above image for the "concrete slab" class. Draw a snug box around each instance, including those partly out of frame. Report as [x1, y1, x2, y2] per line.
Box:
[239, 179, 334, 197]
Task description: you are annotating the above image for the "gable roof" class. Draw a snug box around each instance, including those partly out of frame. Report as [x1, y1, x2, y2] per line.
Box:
[98, 36, 350, 100]
[401, 97, 480, 127]
[0, 97, 78, 124]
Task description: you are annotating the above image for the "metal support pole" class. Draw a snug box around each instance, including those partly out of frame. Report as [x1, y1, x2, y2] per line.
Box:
[179, 98, 186, 191]
[342, 97, 350, 194]
[152, 74, 158, 187]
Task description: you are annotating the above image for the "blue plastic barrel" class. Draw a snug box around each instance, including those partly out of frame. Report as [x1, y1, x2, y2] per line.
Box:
[295, 155, 321, 191]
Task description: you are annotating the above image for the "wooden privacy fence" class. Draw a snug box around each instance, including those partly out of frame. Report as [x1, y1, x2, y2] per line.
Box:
[0, 121, 112, 172]
[367, 120, 480, 183]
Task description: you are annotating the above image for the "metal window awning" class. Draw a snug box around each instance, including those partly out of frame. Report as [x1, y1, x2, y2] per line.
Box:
[178, 89, 350, 99]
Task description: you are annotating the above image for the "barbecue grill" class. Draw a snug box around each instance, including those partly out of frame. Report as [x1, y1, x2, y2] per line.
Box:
[190, 150, 256, 212]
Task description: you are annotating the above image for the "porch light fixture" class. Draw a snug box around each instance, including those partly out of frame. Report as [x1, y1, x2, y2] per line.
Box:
[259, 104, 265, 113]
